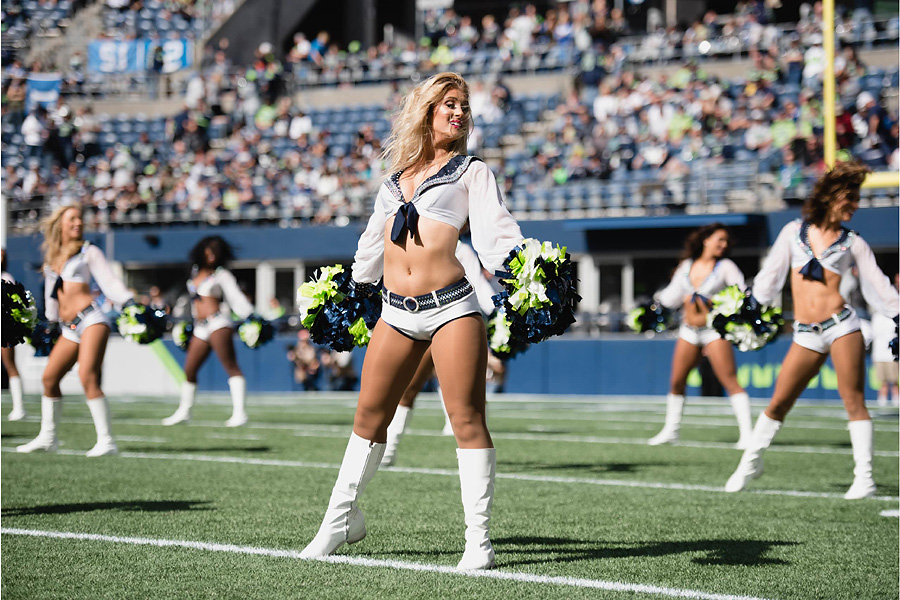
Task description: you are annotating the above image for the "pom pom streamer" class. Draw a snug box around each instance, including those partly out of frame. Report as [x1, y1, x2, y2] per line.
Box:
[707, 285, 784, 351]
[28, 320, 60, 357]
[2, 280, 38, 347]
[297, 265, 382, 352]
[626, 301, 673, 333]
[172, 321, 193, 351]
[492, 238, 580, 345]
[487, 308, 529, 360]
[239, 314, 275, 349]
[116, 304, 167, 344]
[891, 317, 898, 362]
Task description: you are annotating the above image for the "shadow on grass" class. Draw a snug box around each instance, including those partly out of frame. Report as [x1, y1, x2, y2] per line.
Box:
[503, 461, 668, 474]
[2, 500, 214, 517]
[493, 536, 798, 567]
[124, 446, 272, 454]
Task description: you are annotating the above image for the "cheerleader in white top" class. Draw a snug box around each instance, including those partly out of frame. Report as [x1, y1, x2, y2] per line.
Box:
[301, 73, 524, 570]
[726, 162, 899, 499]
[162, 236, 254, 427]
[2, 249, 27, 421]
[18, 205, 134, 457]
[650, 224, 753, 448]
[381, 239, 500, 467]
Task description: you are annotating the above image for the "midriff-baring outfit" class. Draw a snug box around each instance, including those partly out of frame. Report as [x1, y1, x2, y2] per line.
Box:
[655, 258, 746, 347]
[43, 242, 133, 343]
[187, 267, 254, 341]
[753, 219, 899, 353]
[352, 155, 523, 341]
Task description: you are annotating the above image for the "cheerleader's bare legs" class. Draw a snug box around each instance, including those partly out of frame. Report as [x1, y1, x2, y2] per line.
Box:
[19, 323, 117, 456]
[2, 346, 26, 420]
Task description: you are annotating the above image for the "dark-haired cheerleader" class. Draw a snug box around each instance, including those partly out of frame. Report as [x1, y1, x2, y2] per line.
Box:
[163, 235, 254, 427]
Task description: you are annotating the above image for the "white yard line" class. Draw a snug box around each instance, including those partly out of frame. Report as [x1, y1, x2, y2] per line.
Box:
[4, 447, 896, 502]
[0, 527, 777, 600]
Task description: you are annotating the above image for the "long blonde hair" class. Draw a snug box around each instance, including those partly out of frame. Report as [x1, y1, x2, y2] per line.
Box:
[382, 72, 471, 175]
[41, 205, 84, 269]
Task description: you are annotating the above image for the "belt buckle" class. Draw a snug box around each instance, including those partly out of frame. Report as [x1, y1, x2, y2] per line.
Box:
[402, 296, 420, 313]
[810, 323, 823, 335]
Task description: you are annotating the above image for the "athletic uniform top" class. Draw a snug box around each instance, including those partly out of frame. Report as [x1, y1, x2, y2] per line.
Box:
[43, 242, 132, 322]
[352, 155, 524, 284]
[753, 219, 898, 318]
[186, 266, 254, 320]
[655, 258, 745, 310]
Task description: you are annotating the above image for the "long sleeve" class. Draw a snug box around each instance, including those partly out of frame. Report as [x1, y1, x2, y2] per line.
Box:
[465, 160, 524, 273]
[751, 223, 794, 306]
[351, 187, 388, 284]
[84, 245, 134, 308]
[456, 241, 497, 315]
[43, 268, 59, 323]
[217, 268, 255, 319]
[852, 235, 899, 318]
[654, 261, 688, 309]
[720, 259, 746, 289]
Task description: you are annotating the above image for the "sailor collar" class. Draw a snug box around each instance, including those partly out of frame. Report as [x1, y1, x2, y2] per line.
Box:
[386, 155, 479, 204]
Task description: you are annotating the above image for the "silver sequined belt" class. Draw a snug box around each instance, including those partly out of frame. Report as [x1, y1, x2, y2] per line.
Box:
[382, 278, 473, 313]
[795, 307, 853, 334]
[62, 303, 100, 330]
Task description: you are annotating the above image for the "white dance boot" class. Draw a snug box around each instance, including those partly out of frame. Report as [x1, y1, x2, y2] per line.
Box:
[86, 397, 118, 457]
[225, 376, 248, 427]
[7, 376, 26, 421]
[456, 448, 497, 570]
[844, 420, 877, 499]
[439, 386, 454, 436]
[729, 392, 753, 449]
[17, 396, 60, 453]
[300, 433, 385, 558]
[163, 382, 196, 425]
[382, 405, 412, 467]
[648, 394, 684, 445]
[725, 413, 782, 492]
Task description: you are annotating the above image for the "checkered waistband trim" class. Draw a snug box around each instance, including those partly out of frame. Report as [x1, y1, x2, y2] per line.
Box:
[382, 278, 473, 313]
[795, 306, 853, 334]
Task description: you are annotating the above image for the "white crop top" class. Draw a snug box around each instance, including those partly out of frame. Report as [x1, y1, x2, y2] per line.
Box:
[187, 266, 254, 320]
[1, 271, 13, 283]
[655, 258, 746, 310]
[352, 156, 524, 284]
[43, 242, 133, 322]
[456, 240, 499, 316]
[752, 219, 898, 318]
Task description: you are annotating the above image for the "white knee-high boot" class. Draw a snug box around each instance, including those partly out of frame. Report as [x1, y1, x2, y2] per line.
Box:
[648, 394, 684, 445]
[225, 376, 248, 427]
[456, 448, 497, 570]
[725, 413, 782, 492]
[17, 396, 60, 453]
[301, 433, 385, 558]
[8, 376, 26, 420]
[729, 392, 753, 449]
[440, 386, 454, 436]
[382, 405, 412, 467]
[844, 419, 876, 499]
[86, 396, 118, 457]
[163, 381, 196, 425]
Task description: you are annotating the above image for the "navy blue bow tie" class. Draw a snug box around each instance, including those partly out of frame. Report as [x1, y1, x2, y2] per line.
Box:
[391, 202, 419, 244]
[691, 292, 710, 306]
[800, 258, 825, 282]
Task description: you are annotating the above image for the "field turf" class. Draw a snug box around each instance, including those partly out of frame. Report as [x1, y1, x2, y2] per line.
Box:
[2, 393, 898, 599]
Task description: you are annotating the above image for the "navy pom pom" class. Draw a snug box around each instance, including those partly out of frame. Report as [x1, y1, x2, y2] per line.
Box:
[626, 301, 673, 333]
[2, 280, 37, 347]
[239, 314, 275, 349]
[116, 304, 167, 344]
[297, 265, 382, 351]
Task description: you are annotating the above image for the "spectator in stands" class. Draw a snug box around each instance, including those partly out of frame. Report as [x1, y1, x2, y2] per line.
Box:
[287, 328, 321, 390]
[21, 106, 47, 163]
[322, 350, 358, 391]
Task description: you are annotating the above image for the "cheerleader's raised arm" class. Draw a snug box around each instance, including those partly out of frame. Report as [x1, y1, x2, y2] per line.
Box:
[750, 221, 795, 306]
[464, 160, 524, 274]
[852, 235, 899, 319]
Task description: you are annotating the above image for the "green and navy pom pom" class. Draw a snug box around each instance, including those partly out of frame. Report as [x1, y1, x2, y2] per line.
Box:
[172, 321, 193, 350]
[890, 316, 898, 362]
[492, 239, 580, 345]
[626, 301, 673, 333]
[297, 265, 381, 351]
[116, 303, 167, 344]
[239, 314, 275, 349]
[28, 320, 60, 357]
[707, 285, 783, 351]
[487, 308, 529, 360]
[2, 280, 38, 347]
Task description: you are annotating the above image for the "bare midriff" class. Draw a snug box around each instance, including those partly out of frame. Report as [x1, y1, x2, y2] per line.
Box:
[682, 297, 710, 328]
[790, 267, 847, 324]
[382, 215, 465, 297]
[56, 282, 95, 322]
[193, 295, 221, 320]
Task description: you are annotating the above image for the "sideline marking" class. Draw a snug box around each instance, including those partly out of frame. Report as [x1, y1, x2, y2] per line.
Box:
[880, 509, 899, 518]
[0, 527, 777, 600]
[4, 447, 896, 502]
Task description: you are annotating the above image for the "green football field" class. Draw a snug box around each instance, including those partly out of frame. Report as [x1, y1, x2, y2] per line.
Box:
[2, 393, 898, 600]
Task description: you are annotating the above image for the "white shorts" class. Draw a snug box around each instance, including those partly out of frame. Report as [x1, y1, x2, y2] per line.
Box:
[193, 312, 234, 342]
[61, 304, 111, 344]
[678, 324, 722, 347]
[381, 280, 482, 342]
[792, 307, 861, 354]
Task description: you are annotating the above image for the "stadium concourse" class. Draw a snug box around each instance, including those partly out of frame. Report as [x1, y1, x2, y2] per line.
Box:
[2, 1, 899, 599]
